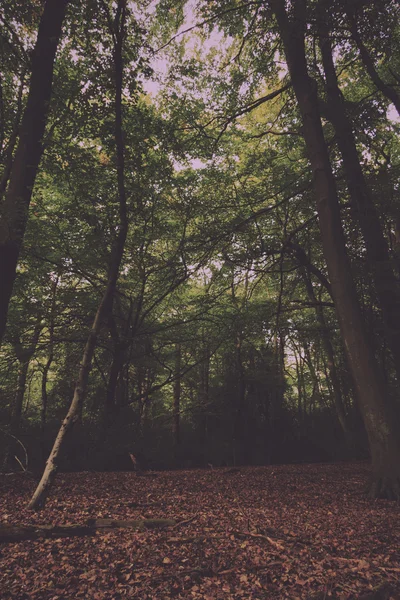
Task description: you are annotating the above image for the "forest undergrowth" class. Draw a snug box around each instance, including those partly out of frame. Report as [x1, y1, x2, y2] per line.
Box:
[0, 462, 399, 599]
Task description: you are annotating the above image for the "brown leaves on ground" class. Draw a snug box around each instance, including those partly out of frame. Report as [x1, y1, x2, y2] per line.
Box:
[0, 462, 399, 599]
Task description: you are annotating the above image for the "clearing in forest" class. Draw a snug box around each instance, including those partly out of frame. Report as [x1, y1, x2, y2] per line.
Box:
[0, 462, 399, 599]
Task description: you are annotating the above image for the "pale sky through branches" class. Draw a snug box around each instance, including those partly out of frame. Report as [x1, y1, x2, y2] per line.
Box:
[142, 0, 229, 97]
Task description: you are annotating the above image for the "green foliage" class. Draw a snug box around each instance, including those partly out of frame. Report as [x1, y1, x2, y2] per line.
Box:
[1, 0, 399, 471]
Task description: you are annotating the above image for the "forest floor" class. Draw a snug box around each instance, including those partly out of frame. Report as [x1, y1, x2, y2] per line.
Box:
[0, 462, 399, 599]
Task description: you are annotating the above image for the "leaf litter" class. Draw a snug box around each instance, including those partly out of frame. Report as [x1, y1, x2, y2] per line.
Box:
[0, 462, 399, 599]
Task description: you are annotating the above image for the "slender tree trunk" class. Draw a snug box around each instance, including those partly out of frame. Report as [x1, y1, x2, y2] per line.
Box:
[173, 343, 181, 465]
[198, 333, 210, 457]
[0, 0, 69, 344]
[2, 361, 31, 470]
[0, 69, 27, 202]
[40, 358, 50, 439]
[271, 0, 400, 498]
[302, 339, 320, 415]
[345, 8, 400, 116]
[140, 368, 153, 435]
[318, 16, 400, 382]
[294, 349, 303, 426]
[6, 360, 30, 460]
[288, 241, 333, 299]
[3, 321, 42, 469]
[233, 330, 247, 465]
[40, 275, 59, 444]
[299, 351, 307, 418]
[299, 266, 349, 436]
[28, 1, 129, 510]
[98, 340, 125, 445]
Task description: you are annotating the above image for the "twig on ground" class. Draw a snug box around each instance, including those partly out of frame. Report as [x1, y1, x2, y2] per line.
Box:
[234, 530, 285, 551]
[13, 455, 26, 472]
[172, 512, 199, 529]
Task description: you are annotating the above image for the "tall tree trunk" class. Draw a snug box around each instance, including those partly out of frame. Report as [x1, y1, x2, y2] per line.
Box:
[271, 0, 400, 499]
[173, 343, 181, 465]
[28, 1, 129, 510]
[0, 0, 69, 344]
[318, 14, 400, 382]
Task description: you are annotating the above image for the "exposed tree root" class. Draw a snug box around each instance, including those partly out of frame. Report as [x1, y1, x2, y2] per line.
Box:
[0, 518, 176, 543]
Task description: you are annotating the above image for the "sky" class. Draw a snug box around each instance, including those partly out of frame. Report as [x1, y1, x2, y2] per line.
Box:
[141, 0, 229, 98]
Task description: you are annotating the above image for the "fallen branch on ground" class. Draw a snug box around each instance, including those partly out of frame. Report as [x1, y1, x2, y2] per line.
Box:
[172, 512, 199, 528]
[0, 518, 176, 543]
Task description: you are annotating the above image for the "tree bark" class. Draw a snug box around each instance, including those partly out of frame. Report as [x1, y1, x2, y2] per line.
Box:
[0, 0, 69, 344]
[271, 0, 400, 499]
[28, 1, 129, 510]
[318, 14, 400, 382]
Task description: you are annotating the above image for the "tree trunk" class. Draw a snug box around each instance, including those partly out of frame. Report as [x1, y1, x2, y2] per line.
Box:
[0, 0, 69, 344]
[40, 275, 59, 444]
[3, 360, 31, 470]
[294, 349, 303, 426]
[271, 0, 400, 499]
[173, 343, 181, 464]
[198, 335, 210, 458]
[98, 339, 125, 445]
[233, 330, 247, 465]
[3, 320, 42, 469]
[0, 69, 27, 202]
[302, 338, 320, 415]
[28, 1, 129, 510]
[345, 8, 400, 116]
[318, 15, 400, 383]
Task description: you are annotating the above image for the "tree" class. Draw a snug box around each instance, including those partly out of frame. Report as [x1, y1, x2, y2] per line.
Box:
[28, 0, 129, 509]
[0, 0, 69, 343]
[0, 0, 399, 503]
[345, 0, 400, 116]
[317, 4, 400, 383]
[270, 0, 400, 498]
